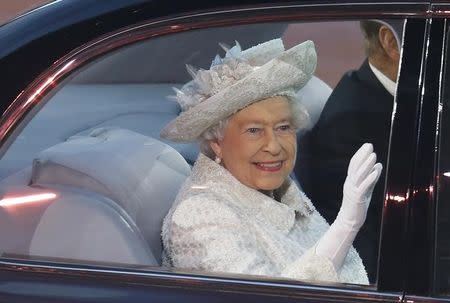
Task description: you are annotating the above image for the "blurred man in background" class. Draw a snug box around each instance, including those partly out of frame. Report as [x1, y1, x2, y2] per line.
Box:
[295, 20, 403, 282]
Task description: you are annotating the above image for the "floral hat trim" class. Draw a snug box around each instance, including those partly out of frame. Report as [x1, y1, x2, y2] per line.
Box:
[161, 39, 317, 142]
[172, 39, 285, 112]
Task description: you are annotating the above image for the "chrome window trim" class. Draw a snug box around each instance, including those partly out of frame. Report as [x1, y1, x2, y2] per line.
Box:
[432, 4, 450, 17]
[0, 258, 402, 301]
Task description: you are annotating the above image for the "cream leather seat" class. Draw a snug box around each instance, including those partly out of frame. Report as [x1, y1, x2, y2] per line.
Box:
[17, 128, 190, 265]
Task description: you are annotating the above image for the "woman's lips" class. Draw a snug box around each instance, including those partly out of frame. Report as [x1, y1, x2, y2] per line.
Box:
[254, 161, 283, 172]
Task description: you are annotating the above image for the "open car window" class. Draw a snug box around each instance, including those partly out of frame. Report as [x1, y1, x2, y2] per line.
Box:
[0, 19, 403, 288]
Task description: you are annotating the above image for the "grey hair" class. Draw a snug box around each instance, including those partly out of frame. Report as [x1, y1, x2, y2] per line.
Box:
[199, 117, 230, 158]
[287, 94, 310, 130]
[199, 94, 309, 159]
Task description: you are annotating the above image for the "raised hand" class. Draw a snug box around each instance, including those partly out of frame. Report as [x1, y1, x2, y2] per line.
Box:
[337, 143, 383, 229]
[315, 143, 383, 271]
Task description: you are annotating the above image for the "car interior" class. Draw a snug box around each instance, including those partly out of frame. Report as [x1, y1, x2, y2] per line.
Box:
[0, 22, 364, 269]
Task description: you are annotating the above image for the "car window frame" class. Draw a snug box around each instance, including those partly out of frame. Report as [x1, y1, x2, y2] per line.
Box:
[402, 8, 450, 301]
[0, 2, 432, 302]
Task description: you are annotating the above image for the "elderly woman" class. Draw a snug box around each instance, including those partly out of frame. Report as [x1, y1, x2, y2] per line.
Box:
[160, 39, 382, 284]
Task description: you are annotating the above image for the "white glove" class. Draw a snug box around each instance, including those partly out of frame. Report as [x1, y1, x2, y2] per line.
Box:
[316, 143, 383, 270]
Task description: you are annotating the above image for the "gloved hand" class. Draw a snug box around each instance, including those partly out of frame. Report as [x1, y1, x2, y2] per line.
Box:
[336, 143, 383, 230]
[316, 143, 382, 271]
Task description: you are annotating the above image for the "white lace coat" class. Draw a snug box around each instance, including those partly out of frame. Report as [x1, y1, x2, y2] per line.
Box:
[162, 153, 368, 284]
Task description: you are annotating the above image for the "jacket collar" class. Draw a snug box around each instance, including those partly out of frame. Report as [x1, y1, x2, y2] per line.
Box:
[358, 60, 393, 99]
[368, 62, 396, 97]
[189, 154, 315, 234]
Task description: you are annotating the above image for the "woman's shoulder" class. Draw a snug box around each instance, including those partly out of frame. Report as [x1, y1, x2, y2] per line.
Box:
[167, 188, 242, 228]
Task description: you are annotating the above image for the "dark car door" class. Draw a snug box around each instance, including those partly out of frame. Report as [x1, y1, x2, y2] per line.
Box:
[399, 3, 450, 302]
[0, 1, 439, 302]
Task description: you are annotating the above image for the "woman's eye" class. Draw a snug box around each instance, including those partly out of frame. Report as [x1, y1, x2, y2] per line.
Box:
[246, 127, 261, 134]
[277, 124, 292, 132]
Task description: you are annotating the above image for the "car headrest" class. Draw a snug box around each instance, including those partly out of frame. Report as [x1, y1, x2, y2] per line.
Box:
[296, 75, 332, 131]
[31, 127, 191, 262]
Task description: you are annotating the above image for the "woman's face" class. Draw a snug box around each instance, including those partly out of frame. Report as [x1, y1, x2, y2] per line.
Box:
[210, 96, 297, 191]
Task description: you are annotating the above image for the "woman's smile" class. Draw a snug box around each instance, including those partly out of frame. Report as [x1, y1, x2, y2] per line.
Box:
[210, 96, 297, 191]
[254, 160, 284, 172]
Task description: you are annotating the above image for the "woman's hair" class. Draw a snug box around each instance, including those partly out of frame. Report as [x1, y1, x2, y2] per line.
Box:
[199, 117, 230, 158]
[199, 95, 308, 158]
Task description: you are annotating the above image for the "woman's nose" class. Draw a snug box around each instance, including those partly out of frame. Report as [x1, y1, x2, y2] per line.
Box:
[263, 131, 282, 155]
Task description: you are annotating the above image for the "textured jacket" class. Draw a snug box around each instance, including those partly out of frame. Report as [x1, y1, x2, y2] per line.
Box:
[162, 153, 368, 284]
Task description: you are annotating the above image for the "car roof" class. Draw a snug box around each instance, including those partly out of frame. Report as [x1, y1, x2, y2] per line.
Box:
[0, 0, 430, 55]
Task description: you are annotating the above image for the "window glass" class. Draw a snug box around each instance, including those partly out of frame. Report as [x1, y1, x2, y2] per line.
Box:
[0, 19, 402, 286]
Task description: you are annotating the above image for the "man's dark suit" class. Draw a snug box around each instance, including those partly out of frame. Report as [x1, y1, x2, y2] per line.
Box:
[295, 60, 394, 282]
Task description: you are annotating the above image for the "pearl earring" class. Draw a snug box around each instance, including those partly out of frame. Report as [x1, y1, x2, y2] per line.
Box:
[215, 156, 221, 164]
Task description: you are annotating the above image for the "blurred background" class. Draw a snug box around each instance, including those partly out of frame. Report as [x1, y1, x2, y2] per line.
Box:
[0, 0, 51, 25]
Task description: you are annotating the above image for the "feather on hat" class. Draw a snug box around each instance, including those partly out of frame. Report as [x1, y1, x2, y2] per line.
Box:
[160, 39, 317, 142]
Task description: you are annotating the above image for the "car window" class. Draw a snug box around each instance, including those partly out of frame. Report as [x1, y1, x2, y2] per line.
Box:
[0, 19, 403, 287]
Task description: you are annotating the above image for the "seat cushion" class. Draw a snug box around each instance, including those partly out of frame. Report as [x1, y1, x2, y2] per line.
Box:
[29, 188, 158, 266]
[31, 127, 191, 263]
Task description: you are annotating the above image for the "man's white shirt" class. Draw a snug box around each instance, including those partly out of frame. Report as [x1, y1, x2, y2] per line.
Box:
[369, 62, 396, 97]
